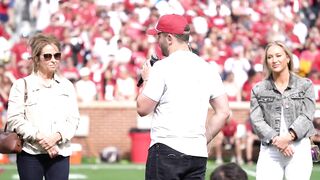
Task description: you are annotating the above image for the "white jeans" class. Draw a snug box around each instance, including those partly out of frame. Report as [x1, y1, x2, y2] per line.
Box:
[256, 138, 313, 180]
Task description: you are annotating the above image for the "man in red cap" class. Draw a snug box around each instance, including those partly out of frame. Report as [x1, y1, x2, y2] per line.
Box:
[137, 14, 230, 180]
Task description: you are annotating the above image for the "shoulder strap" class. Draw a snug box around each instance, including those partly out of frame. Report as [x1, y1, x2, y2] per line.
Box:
[4, 79, 28, 132]
[23, 78, 28, 103]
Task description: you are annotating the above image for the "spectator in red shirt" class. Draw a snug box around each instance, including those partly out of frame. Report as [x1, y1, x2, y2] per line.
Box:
[0, 0, 14, 27]
[311, 43, 320, 73]
[11, 60, 31, 79]
[251, 13, 273, 45]
[241, 66, 264, 102]
[0, 23, 10, 40]
[60, 57, 80, 84]
[10, 33, 29, 68]
[42, 14, 66, 41]
[241, 69, 256, 101]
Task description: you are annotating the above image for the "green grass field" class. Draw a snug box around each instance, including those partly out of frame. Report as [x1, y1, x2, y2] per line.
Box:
[1, 161, 320, 180]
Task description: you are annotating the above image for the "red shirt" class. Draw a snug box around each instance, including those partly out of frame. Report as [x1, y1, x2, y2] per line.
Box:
[208, 16, 226, 29]
[0, 1, 10, 15]
[222, 119, 238, 137]
[312, 52, 320, 72]
[0, 24, 10, 39]
[11, 40, 28, 63]
[242, 80, 253, 101]
[43, 25, 65, 41]
[61, 67, 80, 82]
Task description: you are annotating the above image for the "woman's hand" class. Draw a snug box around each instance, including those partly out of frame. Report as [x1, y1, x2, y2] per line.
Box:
[280, 145, 295, 157]
[37, 132, 62, 150]
[47, 145, 59, 158]
[272, 134, 295, 156]
[272, 134, 291, 150]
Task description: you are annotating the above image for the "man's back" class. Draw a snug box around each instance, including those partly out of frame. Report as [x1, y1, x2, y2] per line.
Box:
[143, 50, 225, 157]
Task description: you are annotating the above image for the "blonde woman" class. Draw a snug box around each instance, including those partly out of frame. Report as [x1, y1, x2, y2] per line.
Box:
[250, 41, 316, 180]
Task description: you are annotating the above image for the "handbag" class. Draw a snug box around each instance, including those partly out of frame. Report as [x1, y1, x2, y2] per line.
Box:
[0, 127, 23, 153]
[311, 139, 320, 162]
[0, 79, 28, 154]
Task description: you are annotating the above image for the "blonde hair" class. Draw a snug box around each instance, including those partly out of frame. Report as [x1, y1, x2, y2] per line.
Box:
[263, 41, 293, 77]
[28, 33, 61, 73]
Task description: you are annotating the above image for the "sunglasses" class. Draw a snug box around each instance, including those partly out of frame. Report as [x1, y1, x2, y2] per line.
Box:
[41, 53, 62, 61]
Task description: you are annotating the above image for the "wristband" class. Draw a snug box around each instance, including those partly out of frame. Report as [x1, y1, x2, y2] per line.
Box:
[289, 130, 296, 141]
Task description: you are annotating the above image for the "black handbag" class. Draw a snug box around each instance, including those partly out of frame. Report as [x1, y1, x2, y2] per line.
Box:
[0, 79, 27, 154]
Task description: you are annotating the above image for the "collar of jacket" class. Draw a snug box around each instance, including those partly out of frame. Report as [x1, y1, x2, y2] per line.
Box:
[27, 72, 62, 92]
[30, 72, 62, 83]
[265, 72, 298, 91]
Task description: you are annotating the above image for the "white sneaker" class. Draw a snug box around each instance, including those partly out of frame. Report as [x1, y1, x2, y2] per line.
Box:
[224, 144, 232, 150]
[216, 158, 223, 165]
[230, 156, 236, 163]
[237, 158, 244, 165]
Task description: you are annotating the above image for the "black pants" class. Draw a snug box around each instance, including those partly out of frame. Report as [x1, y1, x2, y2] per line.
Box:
[145, 143, 207, 180]
[17, 151, 70, 180]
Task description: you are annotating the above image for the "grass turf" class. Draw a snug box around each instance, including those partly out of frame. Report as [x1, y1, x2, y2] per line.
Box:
[0, 161, 319, 180]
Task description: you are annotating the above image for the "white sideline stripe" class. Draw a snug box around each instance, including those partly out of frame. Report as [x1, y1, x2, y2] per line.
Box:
[70, 174, 87, 179]
[12, 174, 87, 179]
[243, 168, 256, 177]
[2, 164, 146, 170]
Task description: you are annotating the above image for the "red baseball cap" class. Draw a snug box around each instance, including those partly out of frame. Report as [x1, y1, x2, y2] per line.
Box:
[147, 14, 188, 35]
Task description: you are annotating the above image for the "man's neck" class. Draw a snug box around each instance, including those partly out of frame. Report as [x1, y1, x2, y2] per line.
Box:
[169, 43, 190, 54]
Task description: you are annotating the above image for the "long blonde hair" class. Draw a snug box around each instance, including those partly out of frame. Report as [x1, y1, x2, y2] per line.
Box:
[263, 41, 294, 78]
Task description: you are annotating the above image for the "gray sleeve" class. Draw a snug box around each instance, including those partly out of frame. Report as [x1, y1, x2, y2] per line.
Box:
[250, 87, 278, 144]
[289, 80, 316, 139]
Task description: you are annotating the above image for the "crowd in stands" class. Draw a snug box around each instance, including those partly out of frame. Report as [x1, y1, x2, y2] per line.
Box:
[0, 0, 320, 104]
[1, 0, 320, 165]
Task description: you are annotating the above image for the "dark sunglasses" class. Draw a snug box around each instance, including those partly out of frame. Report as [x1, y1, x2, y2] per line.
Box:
[41, 53, 62, 61]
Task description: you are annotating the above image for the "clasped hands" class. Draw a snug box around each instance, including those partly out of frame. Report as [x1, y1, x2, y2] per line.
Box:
[36, 132, 62, 158]
[272, 133, 295, 157]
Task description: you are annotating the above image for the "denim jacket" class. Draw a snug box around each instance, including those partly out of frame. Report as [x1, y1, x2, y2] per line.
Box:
[250, 73, 316, 145]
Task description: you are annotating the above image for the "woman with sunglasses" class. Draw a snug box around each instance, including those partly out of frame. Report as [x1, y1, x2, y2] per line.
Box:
[6, 33, 80, 180]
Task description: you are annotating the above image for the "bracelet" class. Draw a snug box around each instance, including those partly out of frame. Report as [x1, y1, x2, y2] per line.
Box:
[56, 132, 63, 144]
[289, 131, 296, 141]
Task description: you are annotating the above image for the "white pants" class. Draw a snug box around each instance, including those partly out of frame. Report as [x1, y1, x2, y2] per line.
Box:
[256, 138, 313, 180]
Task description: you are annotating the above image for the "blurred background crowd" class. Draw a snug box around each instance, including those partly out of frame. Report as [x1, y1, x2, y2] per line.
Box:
[0, 0, 320, 105]
[0, 0, 320, 165]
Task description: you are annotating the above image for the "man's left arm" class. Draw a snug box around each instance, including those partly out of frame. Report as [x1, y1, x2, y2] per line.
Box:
[206, 93, 231, 144]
